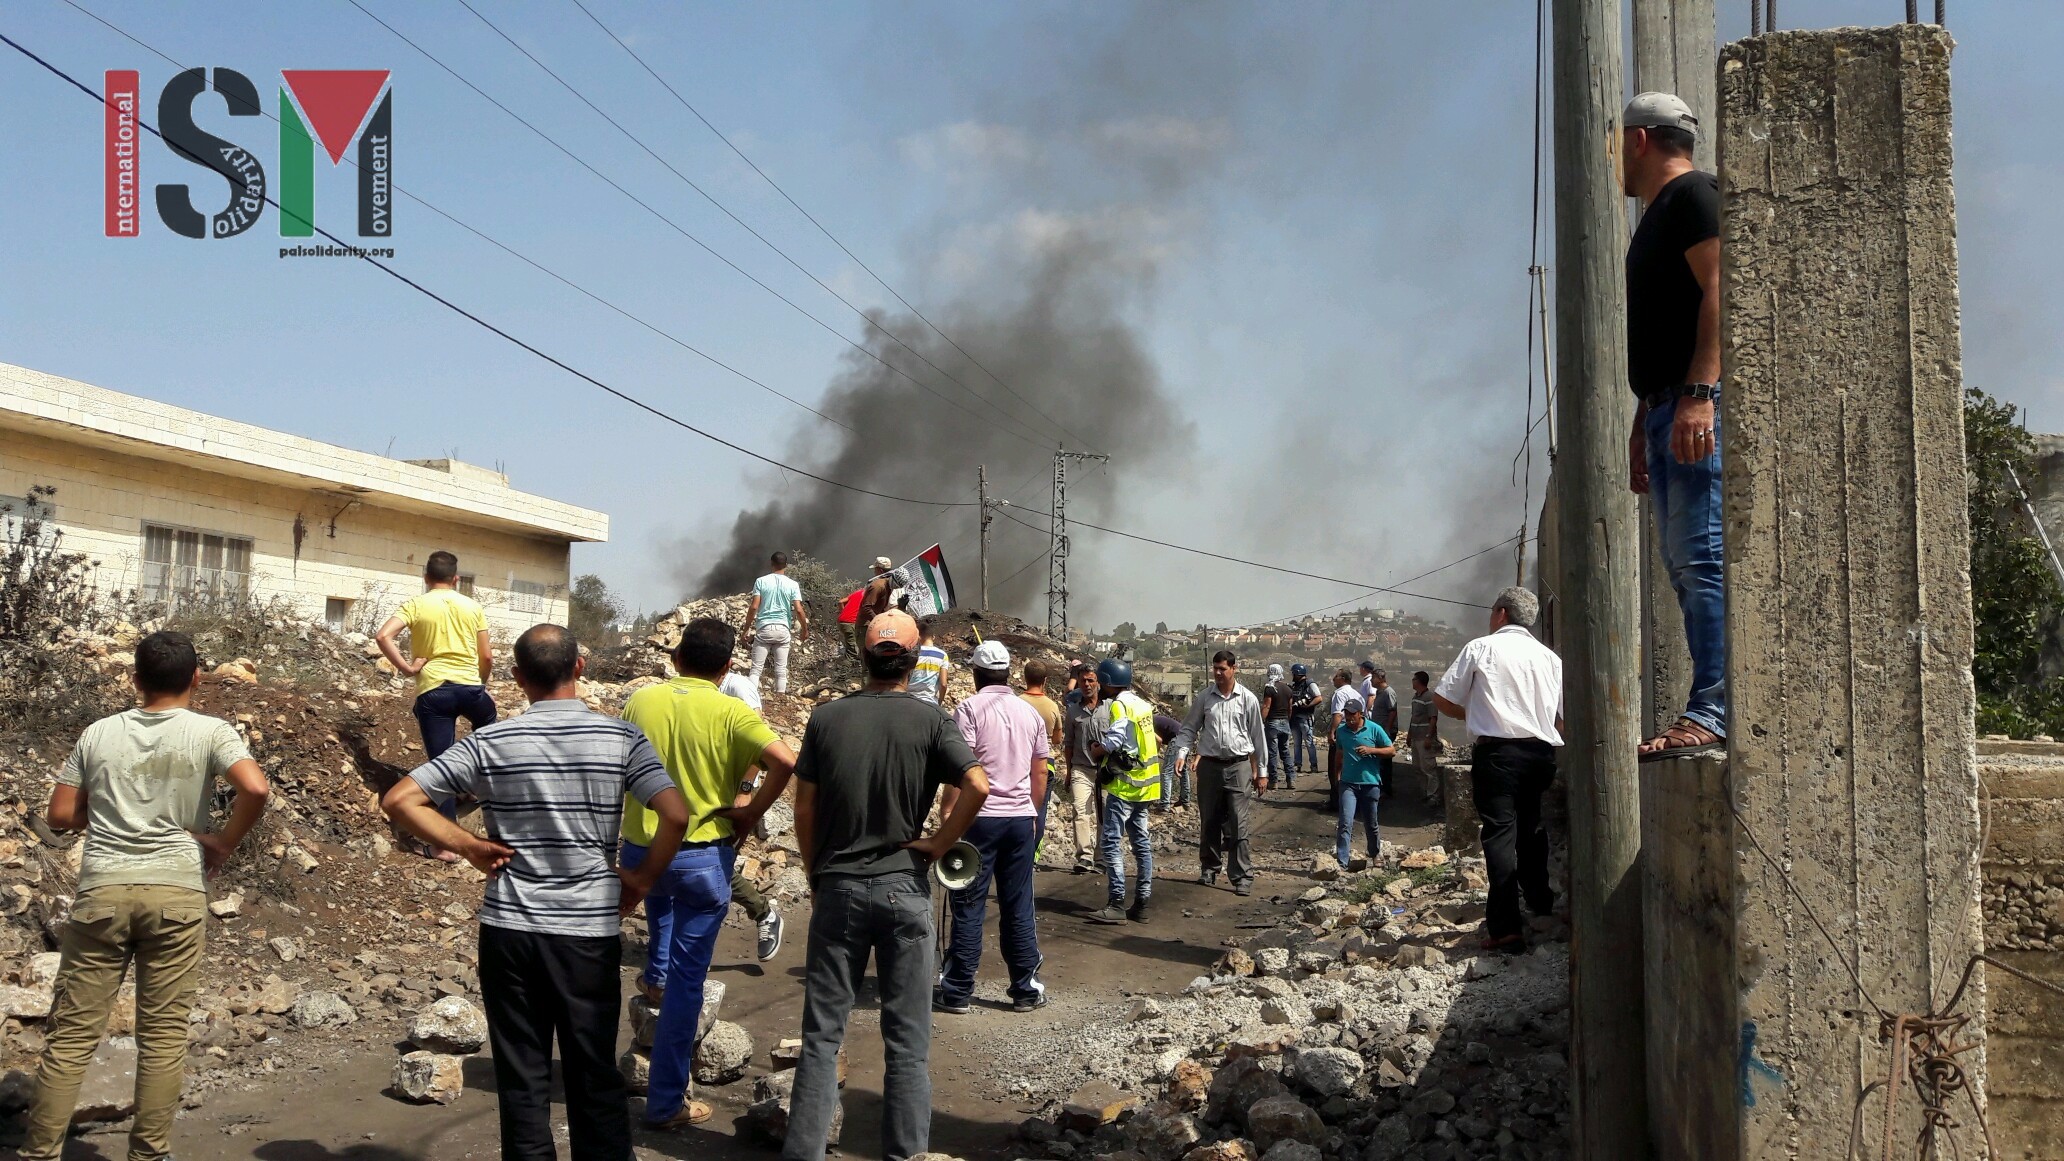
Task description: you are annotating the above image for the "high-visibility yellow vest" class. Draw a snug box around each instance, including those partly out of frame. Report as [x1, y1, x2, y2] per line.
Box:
[1103, 693, 1163, 803]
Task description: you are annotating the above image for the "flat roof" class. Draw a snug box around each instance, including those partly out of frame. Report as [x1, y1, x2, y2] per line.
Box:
[0, 362, 606, 543]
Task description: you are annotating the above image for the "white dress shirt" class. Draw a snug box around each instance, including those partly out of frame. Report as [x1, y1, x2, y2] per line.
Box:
[1434, 625, 1564, 745]
[1328, 683, 1362, 720]
[1173, 682, 1266, 760]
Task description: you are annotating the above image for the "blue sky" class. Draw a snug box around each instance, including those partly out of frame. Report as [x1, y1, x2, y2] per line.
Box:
[3, 2, 2059, 630]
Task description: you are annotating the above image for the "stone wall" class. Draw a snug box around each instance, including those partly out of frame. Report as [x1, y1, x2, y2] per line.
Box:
[1980, 741, 2064, 1159]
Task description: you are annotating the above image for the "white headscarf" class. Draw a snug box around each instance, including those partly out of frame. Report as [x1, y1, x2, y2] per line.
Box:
[1267, 663, 1284, 681]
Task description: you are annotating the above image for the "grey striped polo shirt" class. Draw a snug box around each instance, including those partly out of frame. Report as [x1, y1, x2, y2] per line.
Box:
[409, 698, 674, 937]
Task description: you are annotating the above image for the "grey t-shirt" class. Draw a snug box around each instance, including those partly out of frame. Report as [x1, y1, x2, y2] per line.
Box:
[795, 691, 977, 880]
[1370, 685, 1398, 734]
[409, 699, 675, 938]
[61, 708, 252, 895]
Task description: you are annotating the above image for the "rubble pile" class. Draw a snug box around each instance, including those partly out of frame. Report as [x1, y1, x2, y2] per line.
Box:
[997, 848, 1573, 1161]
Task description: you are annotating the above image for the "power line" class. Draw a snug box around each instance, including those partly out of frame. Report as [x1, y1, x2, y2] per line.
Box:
[1221, 534, 1526, 630]
[561, 0, 1102, 456]
[55, 0, 855, 436]
[342, 0, 1062, 453]
[0, 31, 975, 512]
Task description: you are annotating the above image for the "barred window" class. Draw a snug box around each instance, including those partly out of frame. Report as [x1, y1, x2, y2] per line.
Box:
[142, 523, 252, 608]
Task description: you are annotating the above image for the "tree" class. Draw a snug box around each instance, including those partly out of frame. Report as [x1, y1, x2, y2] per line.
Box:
[1113, 621, 1139, 641]
[567, 574, 625, 646]
[1965, 388, 2064, 738]
[1139, 638, 1167, 661]
[1154, 621, 1169, 635]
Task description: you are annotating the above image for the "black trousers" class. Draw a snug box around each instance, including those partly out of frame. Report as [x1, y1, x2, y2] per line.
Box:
[1470, 738, 1557, 940]
[477, 924, 632, 1161]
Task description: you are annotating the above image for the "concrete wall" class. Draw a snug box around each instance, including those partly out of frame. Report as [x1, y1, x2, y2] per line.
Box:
[1980, 742, 2064, 1159]
[1720, 23, 1983, 1155]
[2, 426, 572, 639]
[1640, 754, 1736, 1159]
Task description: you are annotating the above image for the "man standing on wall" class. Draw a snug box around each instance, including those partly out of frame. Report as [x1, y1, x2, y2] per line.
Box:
[1623, 90, 1727, 761]
[377, 550, 494, 856]
[745, 551, 809, 695]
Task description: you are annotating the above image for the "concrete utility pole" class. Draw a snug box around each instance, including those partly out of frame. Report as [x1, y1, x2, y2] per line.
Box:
[1631, 0, 1713, 738]
[1550, 0, 1646, 1155]
[978, 464, 991, 613]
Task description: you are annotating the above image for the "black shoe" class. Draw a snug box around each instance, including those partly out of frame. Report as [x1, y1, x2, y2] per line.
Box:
[1013, 990, 1050, 1013]
[932, 990, 970, 1015]
[1234, 881, 1253, 897]
[1088, 905, 1128, 925]
[1128, 898, 1150, 923]
[1072, 861, 1092, 876]
[1198, 870, 1220, 887]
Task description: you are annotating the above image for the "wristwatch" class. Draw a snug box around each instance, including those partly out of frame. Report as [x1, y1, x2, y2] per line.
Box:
[1681, 382, 1721, 400]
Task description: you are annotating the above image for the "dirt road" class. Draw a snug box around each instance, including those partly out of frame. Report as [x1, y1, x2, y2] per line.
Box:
[48, 785, 1442, 1161]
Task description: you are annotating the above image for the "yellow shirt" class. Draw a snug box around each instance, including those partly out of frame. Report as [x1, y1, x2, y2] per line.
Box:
[395, 587, 487, 696]
[620, 677, 778, 845]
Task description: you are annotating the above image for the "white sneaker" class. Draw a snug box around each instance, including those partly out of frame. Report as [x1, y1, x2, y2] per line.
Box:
[756, 906, 785, 961]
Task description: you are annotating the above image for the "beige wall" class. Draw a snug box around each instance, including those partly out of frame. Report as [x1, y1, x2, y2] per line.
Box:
[2, 427, 571, 639]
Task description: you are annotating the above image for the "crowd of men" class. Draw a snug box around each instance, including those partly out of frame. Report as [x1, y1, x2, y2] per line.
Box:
[17, 88, 1718, 1152]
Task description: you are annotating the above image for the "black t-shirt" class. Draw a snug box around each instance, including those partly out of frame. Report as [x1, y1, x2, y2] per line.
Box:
[1625, 170, 1720, 396]
[1263, 679, 1294, 720]
[794, 691, 977, 880]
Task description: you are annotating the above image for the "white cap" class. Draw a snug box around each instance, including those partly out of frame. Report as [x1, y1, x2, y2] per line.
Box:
[970, 640, 1011, 670]
[1624, 91, 1698, 135]
[873, 556, 894, 571]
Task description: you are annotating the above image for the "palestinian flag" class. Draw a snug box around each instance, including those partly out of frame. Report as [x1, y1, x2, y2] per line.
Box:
[899, 544, 958, 618]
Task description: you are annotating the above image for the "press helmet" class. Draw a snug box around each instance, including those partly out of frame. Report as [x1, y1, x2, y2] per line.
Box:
[1096, 657, 1133, 689]
[1291, 663, 1309, 679]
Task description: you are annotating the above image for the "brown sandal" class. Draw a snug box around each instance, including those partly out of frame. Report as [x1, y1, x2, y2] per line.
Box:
[1638, 717, 1723, 763]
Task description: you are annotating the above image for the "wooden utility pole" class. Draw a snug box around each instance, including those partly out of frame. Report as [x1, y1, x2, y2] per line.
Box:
[1551, 0, 1646, 1155]
[978, 464, 991, 612]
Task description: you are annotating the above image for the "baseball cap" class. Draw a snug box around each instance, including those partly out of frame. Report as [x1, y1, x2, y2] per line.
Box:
[1623, 91, 1698, 134]
[865, 609, 920, 653]
[970, 640, 1011, 670]
[873, 556, 894, 571]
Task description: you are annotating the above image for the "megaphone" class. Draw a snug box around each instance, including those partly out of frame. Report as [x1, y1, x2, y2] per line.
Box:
[932, 840, 982, 891]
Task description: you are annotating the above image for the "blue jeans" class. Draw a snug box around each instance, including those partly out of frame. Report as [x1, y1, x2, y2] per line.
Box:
[785, 872, 934, 1161]
[1646, 396, 1728, 737]
[414, 683, 496, 820]
[1101, 796, 1153, 906]
[619, 841, 730, 1121]
[1265, 719, 1294, 785]
[1337, 782, 1381, 866]
[1161, 752, 1191, 806]
[1291, 716, 1318, 771]
[939, 816, 1042, 1006]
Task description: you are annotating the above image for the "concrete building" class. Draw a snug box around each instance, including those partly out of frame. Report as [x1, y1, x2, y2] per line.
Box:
[0, 362, 605, 638]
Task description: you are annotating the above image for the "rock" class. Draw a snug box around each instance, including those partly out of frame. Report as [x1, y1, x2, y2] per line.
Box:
[1127, 1100, 1202, 1161]
[758, 798, 796, 839]
[1310, 997, 1353, 1024]
[1164, 1057, 1213, 1111]
[208, 892, 243, 918]
[290, 991, 357, 1029]
[1130, 997, 1164, 1021]
[1307, 860, 1340, 882]
[1259, 995, 1311, 1027]
[1224, 1025, 1301, 1061]
[25, 952, 61, 989]
[692, 1019, 753, 1084]
[1400, 846, 1448, 869]
[1393, 944, 1445, 969]
[1020, 1116, 1062, 1143]
[214, 660, 258, 684]
[744, 1068, 843, 1146]
[1296, 887, 1329, 904]
[389, 1050, 465, 1104]
[699, 980, 726, 1039]
[0, 1068, 32, 1115]
[1059, 1079, 1137, 1132]
[1258, 1143, 1321, 1161]
[253, 974, 297, 1015]
[72, 1038, 139, 1123]
[409, 995, 487, 1054]
[1213, 948, 1256, 978]
[268, 936, 300, 962]
[618, 1049, 649, 1093]
[628, 996, 660, 1049]
[1181, 1142, 1257, 1161]
[1244, 1096, 1325, 1153]
[1465, 955, 1507, 981]
[1205, 1058, 1287, 1128]
[1298, 899, 1347, 928]
[1291, 1047, 1363, 1097]
[0, 983, 52, 1020]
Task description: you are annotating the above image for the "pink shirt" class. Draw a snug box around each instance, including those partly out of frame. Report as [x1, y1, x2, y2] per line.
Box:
[952, 684, 1051, 818]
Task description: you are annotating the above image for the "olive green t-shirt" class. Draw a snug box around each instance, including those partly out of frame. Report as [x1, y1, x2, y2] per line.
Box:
[59, 708, 252, 894]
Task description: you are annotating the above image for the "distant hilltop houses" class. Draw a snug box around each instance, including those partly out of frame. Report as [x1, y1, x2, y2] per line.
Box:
[1092, 608, 1462, 666]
